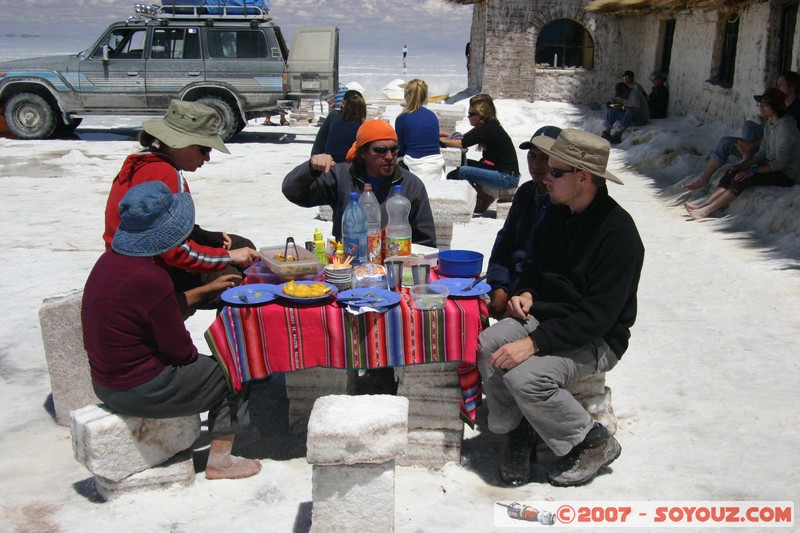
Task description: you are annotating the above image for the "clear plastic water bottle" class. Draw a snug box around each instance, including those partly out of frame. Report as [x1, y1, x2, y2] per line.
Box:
[359, 184, 382, 264]
[342, 191, 367, 264]
[385, 185, 412, 258]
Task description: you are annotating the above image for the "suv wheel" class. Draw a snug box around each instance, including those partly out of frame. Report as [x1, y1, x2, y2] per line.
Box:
[4, 93, 57, 139]
[196, 95, 243, 142]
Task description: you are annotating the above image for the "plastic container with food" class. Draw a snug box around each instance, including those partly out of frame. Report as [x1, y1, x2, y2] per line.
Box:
[259, 245, 325, 281]
[352, 263, 387, 289]
[409, 283, 449, 310]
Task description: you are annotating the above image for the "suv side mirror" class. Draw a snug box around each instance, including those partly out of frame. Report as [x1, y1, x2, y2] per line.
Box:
[102, 44, 110, 62]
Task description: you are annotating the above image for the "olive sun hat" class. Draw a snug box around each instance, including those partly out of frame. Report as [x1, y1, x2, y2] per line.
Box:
[142, 99, 230, 154]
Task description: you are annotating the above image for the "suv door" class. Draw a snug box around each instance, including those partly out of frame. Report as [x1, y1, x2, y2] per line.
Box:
[286, 26, 339, 101]
[146, 26, 205, 108]
[79, 27, 148, 109]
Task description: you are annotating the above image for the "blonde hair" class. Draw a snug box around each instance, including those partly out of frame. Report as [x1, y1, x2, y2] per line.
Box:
[468, 93, 497, 126]
[402, 79, 428, 114]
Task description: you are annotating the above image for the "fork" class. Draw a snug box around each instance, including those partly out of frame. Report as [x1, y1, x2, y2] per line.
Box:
[461, 274, 487, 292]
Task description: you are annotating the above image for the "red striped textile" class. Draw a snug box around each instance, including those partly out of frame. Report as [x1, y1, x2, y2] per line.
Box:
[204, 290, 488, 424]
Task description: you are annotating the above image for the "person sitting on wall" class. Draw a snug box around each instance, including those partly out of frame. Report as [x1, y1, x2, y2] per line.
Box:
[648, 70, 669, 119]
[681, 120, 764, 191]
[601, 82, 649, 145]
[685, 88, 800, 219]
[84, 181, 262, 481]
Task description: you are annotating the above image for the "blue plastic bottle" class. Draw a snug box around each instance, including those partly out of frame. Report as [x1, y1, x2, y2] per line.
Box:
[342, 191, 368, 264]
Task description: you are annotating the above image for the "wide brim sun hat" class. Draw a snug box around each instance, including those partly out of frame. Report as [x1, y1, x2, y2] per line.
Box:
[142, 99, 230, 154]
[532, 128, 623, 185]
[112, 181, 196, 257]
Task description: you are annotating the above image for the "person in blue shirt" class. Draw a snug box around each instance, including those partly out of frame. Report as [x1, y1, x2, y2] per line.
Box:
[324, 91, 366, 163]
[396, 79, 444, 182]
[486, 125, 561, 319]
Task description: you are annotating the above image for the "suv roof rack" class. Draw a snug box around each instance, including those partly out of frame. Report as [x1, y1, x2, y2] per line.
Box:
[132, 3, 272, 22]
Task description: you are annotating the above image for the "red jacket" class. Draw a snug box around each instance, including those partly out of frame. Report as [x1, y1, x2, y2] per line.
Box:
[104, 152, 231, 272]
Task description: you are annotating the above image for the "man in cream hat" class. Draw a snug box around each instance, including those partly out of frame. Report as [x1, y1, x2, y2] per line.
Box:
[477, 128, 644, 487]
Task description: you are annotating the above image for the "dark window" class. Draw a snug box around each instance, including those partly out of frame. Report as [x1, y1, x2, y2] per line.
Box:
[93, 28, 146, 60]
[712, 14, 739, 87]
[207, 30, 267, 59]
[535, 19, 594, 69]
[660, 19, 676, 73]
[150, 28, 201, 60]
[779, 3, 798, 74]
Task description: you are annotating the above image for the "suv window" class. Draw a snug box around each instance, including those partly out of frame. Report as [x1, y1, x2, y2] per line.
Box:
[207, 29, 267, 59]
[151, 27, 202, 60]
[93, 28, 147, 60]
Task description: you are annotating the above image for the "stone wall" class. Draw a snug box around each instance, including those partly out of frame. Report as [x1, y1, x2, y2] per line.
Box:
[467, 0, 795, 130]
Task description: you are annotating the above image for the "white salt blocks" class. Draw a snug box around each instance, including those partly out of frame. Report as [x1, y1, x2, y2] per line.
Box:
[39, 289, 99, 425]
[285, 368, 356, 433]
[395, 363, 465, 468]
[307, 395, 408, 533]
[71, 404, 200, 484]
[94, 450, 195, 501]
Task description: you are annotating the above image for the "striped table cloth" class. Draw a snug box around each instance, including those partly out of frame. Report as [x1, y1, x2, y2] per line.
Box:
[205, 290, 488, 425]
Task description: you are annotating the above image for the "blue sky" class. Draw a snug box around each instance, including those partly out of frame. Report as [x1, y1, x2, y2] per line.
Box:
[0, 0, 473, 61]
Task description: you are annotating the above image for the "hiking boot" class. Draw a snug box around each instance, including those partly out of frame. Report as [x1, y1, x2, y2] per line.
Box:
[601, 130, 612, 142]
[610, 133, 623, 145]
[548, 423, 621, 487]
[499, 419, 537, 486]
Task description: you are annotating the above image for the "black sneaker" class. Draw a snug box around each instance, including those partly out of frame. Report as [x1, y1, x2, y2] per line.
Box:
[548, 423, 621, 487]
[499, 419, 537, 486]
[601, 130, 612, 142]
[610, 133, 623, 145]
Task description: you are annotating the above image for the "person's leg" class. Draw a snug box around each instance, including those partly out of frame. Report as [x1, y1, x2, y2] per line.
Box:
[683, 137, 739, 190]
[456, 164, 518, 190]
[687, 189, 737, 219]
[95, 356, 261, 479]
[690, 171, 794, 220]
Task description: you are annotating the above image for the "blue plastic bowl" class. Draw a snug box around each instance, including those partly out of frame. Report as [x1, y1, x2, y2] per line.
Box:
[437, 249, 483, 278]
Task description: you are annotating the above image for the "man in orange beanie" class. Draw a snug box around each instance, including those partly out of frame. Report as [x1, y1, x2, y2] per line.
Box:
[283, 119, 436, 245]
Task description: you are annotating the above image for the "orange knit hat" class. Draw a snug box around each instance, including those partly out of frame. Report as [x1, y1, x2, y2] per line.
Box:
[345, 119, 398, 162]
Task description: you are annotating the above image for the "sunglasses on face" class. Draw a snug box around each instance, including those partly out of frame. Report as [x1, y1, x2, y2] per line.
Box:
[198, 146, 212, 156]
[370, 145, 400, 155]
[548, 166, 578, 178]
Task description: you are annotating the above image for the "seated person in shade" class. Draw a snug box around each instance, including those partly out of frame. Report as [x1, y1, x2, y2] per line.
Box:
[648, 70, 669, 119]
[83, 181, 261, 480]
[777, 70, 800, 125]
[283, 119, 436, 245]
[686, 88, 800, 219]
[601, 82, 649, 144]
[623, 70, 647, 98]
[323, 90, 366, 163]
[486, 125, 561, 320]
[682, 120, 763, 190]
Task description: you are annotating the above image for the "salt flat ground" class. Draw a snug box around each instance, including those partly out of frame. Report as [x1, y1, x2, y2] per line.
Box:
[0, 100, 798, 532]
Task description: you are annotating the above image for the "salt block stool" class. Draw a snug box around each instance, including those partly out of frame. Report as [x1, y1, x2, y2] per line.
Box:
[306, 394, 409, 533]
[39, 289, 99, 425]
[71, 404, 200, 483]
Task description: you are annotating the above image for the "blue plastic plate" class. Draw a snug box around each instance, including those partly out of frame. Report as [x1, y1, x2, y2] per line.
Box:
[221, 284, 278, 305]
[431, 277, 491, 298]
[336, 288, 402, 308]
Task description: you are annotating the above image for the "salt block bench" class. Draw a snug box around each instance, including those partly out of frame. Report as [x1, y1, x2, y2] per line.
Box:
[39, 289, 99, 425]
[71, 404, 200, 500]
[306, 394, 408, 533]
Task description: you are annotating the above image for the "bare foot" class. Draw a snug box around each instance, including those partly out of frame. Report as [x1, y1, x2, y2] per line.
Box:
[682, 179, 707, 190]
[206, 456, 262, 480]
[688, 207, 711, 220]
[684, 202, 700, 212]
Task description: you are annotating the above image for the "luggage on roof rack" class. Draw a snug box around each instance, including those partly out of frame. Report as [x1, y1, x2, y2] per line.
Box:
[157, 1, 271, 18]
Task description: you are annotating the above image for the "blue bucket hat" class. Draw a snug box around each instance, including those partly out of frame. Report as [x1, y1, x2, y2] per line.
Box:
[112, 181, 195, 257]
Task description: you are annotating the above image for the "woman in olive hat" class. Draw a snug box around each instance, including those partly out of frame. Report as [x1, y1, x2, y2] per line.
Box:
[103, 99, 259, 313]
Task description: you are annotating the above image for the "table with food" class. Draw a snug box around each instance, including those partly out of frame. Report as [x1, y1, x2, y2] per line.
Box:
[204, 235, 491, 424]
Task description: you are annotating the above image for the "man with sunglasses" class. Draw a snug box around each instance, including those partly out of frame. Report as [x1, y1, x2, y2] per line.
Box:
[477, 129, 644, 488]
[486, 125, 561, 320]
[283, 119, 436, 246]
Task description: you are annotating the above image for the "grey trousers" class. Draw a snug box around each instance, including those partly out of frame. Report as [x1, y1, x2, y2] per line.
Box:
[93, 354, 250, 438]
[477, 316, 618, 456]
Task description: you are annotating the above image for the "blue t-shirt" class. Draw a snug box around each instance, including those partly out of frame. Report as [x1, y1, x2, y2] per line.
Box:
[324, 120, 361, 163]
[396, 107, 441, 158]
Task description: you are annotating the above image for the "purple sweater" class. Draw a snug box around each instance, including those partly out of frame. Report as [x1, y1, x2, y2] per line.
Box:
[82, 251, 198, 389]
